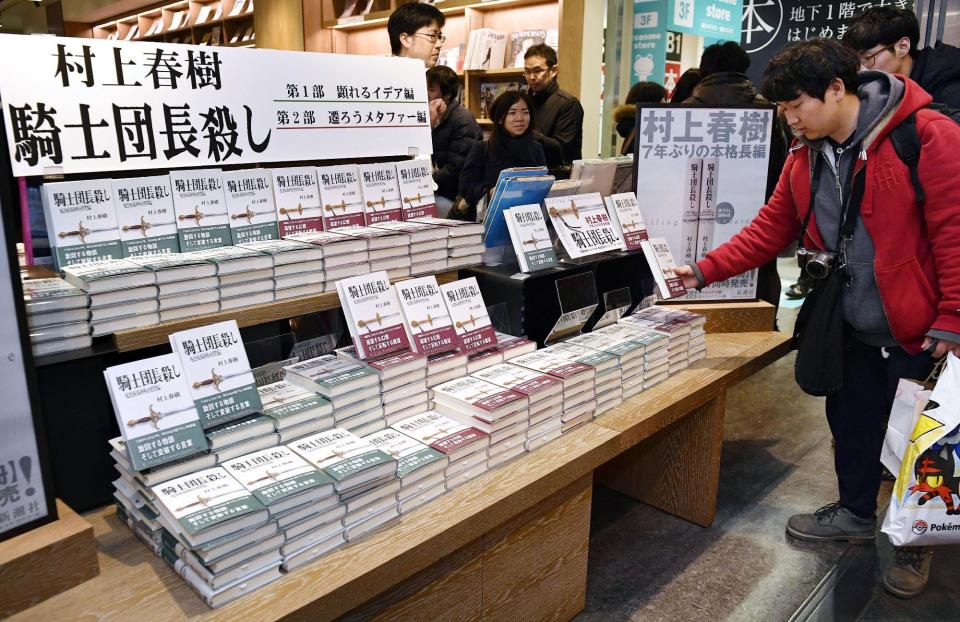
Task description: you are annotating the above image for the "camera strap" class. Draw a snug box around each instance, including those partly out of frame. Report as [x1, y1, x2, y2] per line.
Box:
[797, 149, 865, 251]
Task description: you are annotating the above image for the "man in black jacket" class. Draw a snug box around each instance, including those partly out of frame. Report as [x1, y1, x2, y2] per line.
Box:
[844, 7, 960, 108]
[426, 66, 481, 214]
[523, 44, 584, 165]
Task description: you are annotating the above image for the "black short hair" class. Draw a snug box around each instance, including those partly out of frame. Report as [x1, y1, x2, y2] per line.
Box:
[488, 90, 535, 154]
[625, 81, 667, 105]
[523, 43, 557, 68]
[387, 3, 445, 56]
[699, 41, 750, 76]
[670, 68, 702, 103]
[761, 38, 859, 102]
[843, 7, 920, 58]
[426, 65, 459, 100]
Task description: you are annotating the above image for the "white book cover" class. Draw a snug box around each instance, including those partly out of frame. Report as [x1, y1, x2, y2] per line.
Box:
[357, 163, 403, 225]
[641, 237, 687, 299]
[222, 446, 334, 507]
[185, 245, 271, 275]
[472, 362, 563, 401]
[238, 238, 323, 266]
[681, 158, 702, 265]
[283, 230, 367, 257]
[365, 428, 447, 479]
[336, 270, 411, 360]
[394, 276, 461, 356]
[104, 353, 210, 472]
[316, 164, 365, 230]
[112, 175, 180, 256]
[392, 410, 489, 458]
[61, 258, 154, 293]
[168, 320, 263, 429]
[439, 277, 495, 354]
[271, 167, 323, 237]
[151, 467, 265, 539]
[332, 225, 409, 250]
[395, 160, 438, 220]
[471, 29, 507, 70]
[289, 428, 395, 487]
[505, 205, 558, 272]
[41, 179, 122, 268]
[432, 375, 526, 421]
[510, 350, 594, 384]
[169, 169, 230, 252]
[22, 278, 88, 313]
[544, 192, 622, 259]
[223, 169, 279, 244]
[370, 220, 446, 244]
[603, 192, 648, 251]
[696, 157, 719, 262]
[411, 216, 483, 237]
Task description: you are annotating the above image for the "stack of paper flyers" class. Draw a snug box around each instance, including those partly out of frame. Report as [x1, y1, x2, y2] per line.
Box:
[41, 179, 122, 268]
[223, 169, 279, 244]
[170, 169, 231, 252]
[395, 160, 438, 220]
[112, 176, 180, 256]
[271, 167, 322, 237]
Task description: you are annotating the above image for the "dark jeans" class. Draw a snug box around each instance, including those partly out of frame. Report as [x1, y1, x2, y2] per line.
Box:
[825, 337, 935, 518]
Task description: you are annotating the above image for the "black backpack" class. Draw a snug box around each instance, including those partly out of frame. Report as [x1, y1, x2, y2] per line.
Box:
[889, 102, 960, 202]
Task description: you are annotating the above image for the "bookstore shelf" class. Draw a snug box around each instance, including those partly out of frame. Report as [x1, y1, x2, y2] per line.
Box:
[324, 0, 556, 30]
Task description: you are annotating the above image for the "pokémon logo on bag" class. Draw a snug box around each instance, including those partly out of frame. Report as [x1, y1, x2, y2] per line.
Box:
[913, 520, 929, 535]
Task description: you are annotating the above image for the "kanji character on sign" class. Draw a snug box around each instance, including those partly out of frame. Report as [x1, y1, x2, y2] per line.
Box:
[161, 104, 199, 158]
[187, 50, 222, 90]
[113, 103, 156, 161]
[53, 44, 95, 87]
[200, 106, 242, 161]
[8, 103, 62, 166]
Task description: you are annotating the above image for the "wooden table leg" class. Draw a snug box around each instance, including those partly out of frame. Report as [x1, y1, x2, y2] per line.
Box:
[595, 390, 728, 527]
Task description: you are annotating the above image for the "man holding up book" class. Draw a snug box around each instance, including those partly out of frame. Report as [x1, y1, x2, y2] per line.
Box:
[673, 38, 960, 599]
[523, 43, 584, 167]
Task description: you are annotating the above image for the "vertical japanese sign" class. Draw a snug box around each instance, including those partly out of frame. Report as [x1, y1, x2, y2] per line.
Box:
[669, 0, 743, 38]
[634, 105, 773, 300]
[632, 0, 669, 85]
[0, 34, 432, 177]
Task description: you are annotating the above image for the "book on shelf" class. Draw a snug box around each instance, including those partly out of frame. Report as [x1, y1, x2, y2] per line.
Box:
[332, 224, 409, 251]
[185, 245, 272, 275]
[195, 5, 214, 24]
[204, 414, 275, 450]
[156, 288, 218, 311]
[439, 277, 496, 354]
[127, 252, 218, 284]
[269, 167, 322, 237]
[112, 175, 180, 256]
[222, 169, 279, 244]
[432, 375, 528, 425]
[22, 277, 88, 314]
[289, 428, 397, 493]
[394, 159, 438, 220]
[411, 216, 484, 238]
[357, 162, 403, 225]
[61, 258, 155, 293]
[41, 179, 122, 269]
[465, 28, 507, 71]
[168, 320, 263, 429]
[603, 192, 648, 251]
[492, 332, 537, 359]
[509, 30, 547, 67]
[477, 80, 525, 119]
[91, 311, 160, 336]
[26, 304, 88, 329]
[214, 433, 280, 463]
[544, 340, 620, 373]
[641, 237, 687, 299]
[394, 275, 461, 356]
[570, 159, 618, 196]
[169, 10, 185, 30]
[436, 44, 464, 73]
[229, 0, 246, 16]
[472, 361, 563, 405]
[336, 270, 411, 360]
[236, 238, 323, 266]
[544, 192, 623, 260]
[283, 229, 368, 262]
[284, 354, 379, 399]
[124, 24, 139, 40]
[370, 219, 446, 246]
[392, 410, 490, 462]
[510, 350, 595, 389]
[316, 164, 365, 230]
[169, 169, 230, 252]
[222, 445, 335, 515]
[504, 204, 558, 272]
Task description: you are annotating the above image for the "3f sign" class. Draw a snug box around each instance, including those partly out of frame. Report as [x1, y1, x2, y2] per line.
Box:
[674, 0, 694, 28]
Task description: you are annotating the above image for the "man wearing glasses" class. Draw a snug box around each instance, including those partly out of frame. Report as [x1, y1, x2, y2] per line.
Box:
[523, 43, 584, 166]
[844, 7, 960, 108]
[388, 3, 446, 69]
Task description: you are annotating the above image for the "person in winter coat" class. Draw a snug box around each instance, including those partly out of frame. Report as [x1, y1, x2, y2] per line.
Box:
[674, 38, 960, 600]
[426, 66, 481, 214]
[523, 43, 584, 165]
[844, 6, 960, 108]
[458, 90, 546, 220]
[670, 68, 702, 104]
[613, 81, 667, 156]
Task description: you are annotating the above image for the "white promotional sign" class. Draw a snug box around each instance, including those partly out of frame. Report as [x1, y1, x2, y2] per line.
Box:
[635, 106, 773, 300]
[0, 34, 432, 176]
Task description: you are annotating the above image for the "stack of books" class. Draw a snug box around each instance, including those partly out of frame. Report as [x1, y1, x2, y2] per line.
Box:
[465, 347, 503, 374]
[425, 350, 468, 391]
[606, 323, 670, 390]
[237, 239, 325, 300]
[543, 341, 622, 416]
[492, 331, 538, 360]
[285, 355, 385, 437]
[188, 246, 275, 311]
[290, 428, 400, 542]
[433, 375, 529, 470]
[61, 258, 159, 336]
[128, 254, 219, 323]
[335, 225, 411, 282]
[373, 221, 448, 277]
[205, 413, 278, 463]
[284, 229, 369, 287]
[337, 347, 430, 429]
[22, 276, 91, 356]
[257, 380, 335, 443]
[569, 328, 647, 398]
[366, 427, 448, 515]
[619, 307, 694, 374]
[510, 350, 596, 433]
[394, 410, 490, 490]
[411, 217, 483, 270]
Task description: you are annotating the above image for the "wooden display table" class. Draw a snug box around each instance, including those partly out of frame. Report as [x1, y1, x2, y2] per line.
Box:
[11, 332, 790, 622]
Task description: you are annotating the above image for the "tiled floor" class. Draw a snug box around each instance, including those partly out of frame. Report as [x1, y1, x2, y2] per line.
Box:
[576, 259, 960, 622]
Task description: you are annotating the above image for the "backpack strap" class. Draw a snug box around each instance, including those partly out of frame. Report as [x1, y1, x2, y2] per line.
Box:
[889, 111, 925, 203]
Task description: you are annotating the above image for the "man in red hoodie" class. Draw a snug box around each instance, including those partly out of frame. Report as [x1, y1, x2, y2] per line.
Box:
[675, 38, 960, 598]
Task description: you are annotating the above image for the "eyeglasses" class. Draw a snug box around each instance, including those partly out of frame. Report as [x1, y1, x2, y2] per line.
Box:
[859, 44, 895, 68]
[522, 66, 551, 77]
[412, 32, 446, 44]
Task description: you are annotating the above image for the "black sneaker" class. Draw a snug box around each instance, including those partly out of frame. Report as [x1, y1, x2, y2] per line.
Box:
[785, 502, 876, 544]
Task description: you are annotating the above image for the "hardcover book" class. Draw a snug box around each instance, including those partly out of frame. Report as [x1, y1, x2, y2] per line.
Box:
[509, 350, 594, 388]
[61, 258, 155, 293]
[395, 159, 438, 219]
[392, 410, 490, 462]
[472, 362, 563, 404]
[394, 276, 460, 356]
[168, 320, 263, 429]
[439, 277, 496, 354]
[336, 271, 411, 360]
[186, 245, 272, 275]
[204, 414, 275, 450]
[357, 163, 403, 225]
[603, 192, 648, 251]
[432, 375, 528, 422]
[411, 216, 484, 238]
[284, 229, 368, 260]
[41, 179, 122, 268]
[289, 428, 397, 492]
[544, 192, 622, 260]
[112, 175, 180, 256]
[504, 204, 558, 272]
[681, 158, 702, 265]
[492, 332, 537, 359]
[127, 253, 217, 284]
[22, 277, 88, 313]
[104, 353, 210, 472]
[332, 225, 409, 250]
[316, 164, 365, 230]
[223, 169, 279, 244]
[237, 238, 324, 266]
[284, 355, 379, 398]
[222, 446, 334, 513]
[641, 237, 687, 299]
[268, 167, 321, 237]
[371, 220, 446, 245]
[364, 427, 449, 483]
[169, 169, 230, 252]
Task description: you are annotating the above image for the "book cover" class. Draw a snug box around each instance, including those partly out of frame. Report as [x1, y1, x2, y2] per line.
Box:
[104, 353, 209, 472]
[477, 80, 526, 119]
[641, 237, 687, 299]
[336, 271, 411, 360]
[482, 171, 552, 253]
[433, 375, 526, 416]
[357, 163, 403, 225]
[681, 158, 702, 265]
[223, 169, 279, 244]
[603, 192, 648, 251]
[237, 238, 323, 266]
[510, 350, 593, 382]
[392, 411, 489, 457]
[696, 157, 718, 262]
[365, 428, 446, 480]
[439, 277, 495, 354]
[492, 332, 537, 359]
[169, 169, 230, 252]
[284, 355, 378, 396]
[370, 220, 446, 245]
[112, 175, 180, 256]
[289, 428, 395, 485]
[41, 179, 122, 268]
[472, 29, 507, 70]
[186, 245, 272, 275]
[222, 446, 333, 507]
[61, 258, 154, 293]
[504, 204, 558, 272]
[544, 192, 622, 259]
[472, 362, 562, 400]
[395, 160, 438, 220]
[509, 30, 546, 68]
[151, 467, 265, 537]
[271, 167, 323, 237]
[394, 276, 460, 356]
[22, 277, 88, 313]
[317, 164, 365, 230]
[168, 320, 263, 429]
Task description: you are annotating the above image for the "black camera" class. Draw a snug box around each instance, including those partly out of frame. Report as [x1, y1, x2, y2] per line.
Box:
[797, 247, 836, 279]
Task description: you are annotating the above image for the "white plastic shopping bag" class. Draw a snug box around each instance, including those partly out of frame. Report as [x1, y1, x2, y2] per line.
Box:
[881, 379, 931, 474]
[882, 353, 960, 546]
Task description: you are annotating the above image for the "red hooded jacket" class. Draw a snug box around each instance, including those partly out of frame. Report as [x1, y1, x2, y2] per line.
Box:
[696, 76, 960, 353]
